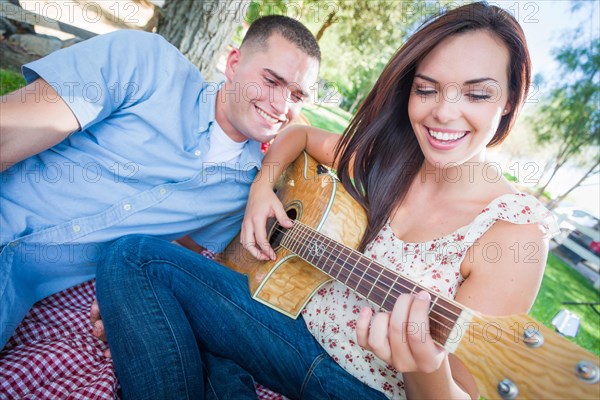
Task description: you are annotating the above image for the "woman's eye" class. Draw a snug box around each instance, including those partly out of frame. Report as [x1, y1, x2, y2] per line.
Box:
[264, 78, 276, 86]
[415, 88, 436, 96]
[466, 93, 492, 101]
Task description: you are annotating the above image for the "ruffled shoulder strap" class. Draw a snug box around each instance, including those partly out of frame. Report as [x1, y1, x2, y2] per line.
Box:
[462, 193, 559, 245]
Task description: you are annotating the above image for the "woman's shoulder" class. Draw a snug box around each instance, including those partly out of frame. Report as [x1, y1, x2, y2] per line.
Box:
[461, 188, 559, 246]
[481, 192, 556, 225]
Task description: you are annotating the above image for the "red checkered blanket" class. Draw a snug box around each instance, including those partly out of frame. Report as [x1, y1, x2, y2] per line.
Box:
[0, 279, 286, 399]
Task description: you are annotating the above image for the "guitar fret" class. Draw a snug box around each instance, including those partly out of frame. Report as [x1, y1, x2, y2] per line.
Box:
[353, 258, 370, 296]
[339, 248, 353, 283]
[355, 258, 378, 299]
[381, 271, 401, 311]
[367, 284, 387, 307]
[429, 295, 439, 314]
[321, 236, 339, 276]
[342, 251, 358, 285]
[365, 270, 384, 305]
[326, 246, 342, 276]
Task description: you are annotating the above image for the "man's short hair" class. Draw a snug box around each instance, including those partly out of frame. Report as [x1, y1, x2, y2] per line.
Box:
[241, 15, 321, 62]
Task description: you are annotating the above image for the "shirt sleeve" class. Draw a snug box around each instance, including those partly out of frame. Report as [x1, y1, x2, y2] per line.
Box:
[22, 30, 182, 131]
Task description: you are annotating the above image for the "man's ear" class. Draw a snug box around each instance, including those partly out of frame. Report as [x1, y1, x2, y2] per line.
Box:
[224, 49, 241, 81]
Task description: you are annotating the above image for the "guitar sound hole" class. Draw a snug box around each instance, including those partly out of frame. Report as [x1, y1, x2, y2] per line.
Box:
[268, 207, 298, 249]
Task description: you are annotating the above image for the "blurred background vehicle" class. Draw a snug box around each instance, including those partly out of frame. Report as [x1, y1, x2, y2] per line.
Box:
[552, 205, 600, 289]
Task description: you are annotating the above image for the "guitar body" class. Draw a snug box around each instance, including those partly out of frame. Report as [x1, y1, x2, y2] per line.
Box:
[220, 152, 367, 318]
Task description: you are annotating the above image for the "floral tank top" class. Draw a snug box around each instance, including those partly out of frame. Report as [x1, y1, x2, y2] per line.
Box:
[301, 193, 558, 399]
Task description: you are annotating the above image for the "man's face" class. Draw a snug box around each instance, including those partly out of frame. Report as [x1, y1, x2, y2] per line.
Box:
[217, 34, 319, 144]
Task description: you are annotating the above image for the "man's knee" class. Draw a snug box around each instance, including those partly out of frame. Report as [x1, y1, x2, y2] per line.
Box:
[97, 234, 155, 280]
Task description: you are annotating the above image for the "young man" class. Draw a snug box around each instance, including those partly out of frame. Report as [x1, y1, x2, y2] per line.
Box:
[0, 15, 320, 348]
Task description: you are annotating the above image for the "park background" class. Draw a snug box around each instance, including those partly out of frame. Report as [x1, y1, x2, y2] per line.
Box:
[0, 0, 598, 355]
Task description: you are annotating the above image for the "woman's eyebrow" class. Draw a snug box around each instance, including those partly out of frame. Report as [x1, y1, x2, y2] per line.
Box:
[414, 73, 438, 83]
[414, 73, 498, 86]
[464, 77, 499, 85]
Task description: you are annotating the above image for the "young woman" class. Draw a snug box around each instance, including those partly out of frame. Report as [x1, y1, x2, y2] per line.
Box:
[240, 1, 560, 397]
[97, 2, 556, 399]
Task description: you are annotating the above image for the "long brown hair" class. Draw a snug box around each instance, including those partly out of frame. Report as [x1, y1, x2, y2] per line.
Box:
[335, 1, 531, 251]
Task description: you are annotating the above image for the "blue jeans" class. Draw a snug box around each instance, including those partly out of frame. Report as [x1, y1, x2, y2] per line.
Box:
[96, 235, 387, 400]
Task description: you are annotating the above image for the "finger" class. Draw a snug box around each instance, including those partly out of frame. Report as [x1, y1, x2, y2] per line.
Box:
[356, 306, 373, 348]
[388, 293, 418, 372]
[252, 215, 276, 261]
[241, 222, 270, 261]
[273, 203, 293, 228]
[367, 311, 392, 362]
[92, 319, 108, 342]
[242, 239, 270, 261]
[103, 347, 112, 358]
[407, 291, 447, 373]
[90, 299, 100, 324]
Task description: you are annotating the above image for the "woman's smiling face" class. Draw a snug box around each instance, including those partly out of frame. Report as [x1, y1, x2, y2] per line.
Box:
[408, 29, 512, 168]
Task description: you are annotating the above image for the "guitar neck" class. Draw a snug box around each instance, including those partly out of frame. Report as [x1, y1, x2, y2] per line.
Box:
[280, 221, 467, 348]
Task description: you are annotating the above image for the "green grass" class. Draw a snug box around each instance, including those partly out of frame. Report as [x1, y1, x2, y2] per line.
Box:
[530, 252, 600, 355]
[0, 68, 26, 96]
[302, 103, 351, 134]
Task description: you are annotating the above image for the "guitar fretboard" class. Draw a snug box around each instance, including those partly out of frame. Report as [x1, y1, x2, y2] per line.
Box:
[280, 222, 463, 346]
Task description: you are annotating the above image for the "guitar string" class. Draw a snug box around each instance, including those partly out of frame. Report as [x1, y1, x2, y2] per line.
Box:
[286, 224, 458, 344]
[278, 223, 458, 337]
[276, 223, 591, 374]
[267, 224, 596, 380]
[273, 222, 540, 350]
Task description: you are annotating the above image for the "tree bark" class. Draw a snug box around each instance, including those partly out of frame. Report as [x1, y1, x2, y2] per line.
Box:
[157, 0, 249, 80]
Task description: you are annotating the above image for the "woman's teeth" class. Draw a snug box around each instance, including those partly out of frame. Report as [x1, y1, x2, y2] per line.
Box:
[257, 107, 279, 124]
[428, 129, 467, 141]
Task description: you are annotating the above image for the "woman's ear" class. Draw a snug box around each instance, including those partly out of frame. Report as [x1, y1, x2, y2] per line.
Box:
[224, 49, 241, 82]
[502, 102, 513, 116]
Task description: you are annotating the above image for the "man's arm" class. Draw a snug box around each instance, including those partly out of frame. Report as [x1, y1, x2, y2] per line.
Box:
[0, 78, 80, 171]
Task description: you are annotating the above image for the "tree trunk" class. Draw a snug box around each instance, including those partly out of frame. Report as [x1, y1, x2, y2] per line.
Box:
[536, 161, 562, 198]
[547, 160, 600, 209]
[348, 90, 365, 114]
[315, 9, 337, 42]
[157, 0, 249, 80]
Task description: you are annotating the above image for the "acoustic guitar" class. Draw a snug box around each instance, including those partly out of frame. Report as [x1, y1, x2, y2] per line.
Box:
[221, 153, 599, 399]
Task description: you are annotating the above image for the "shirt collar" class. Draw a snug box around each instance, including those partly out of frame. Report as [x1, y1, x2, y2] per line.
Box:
[197, 80, 223, 134]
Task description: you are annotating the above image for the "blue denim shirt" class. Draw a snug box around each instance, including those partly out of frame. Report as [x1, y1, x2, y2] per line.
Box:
[0, 30, 263, 346]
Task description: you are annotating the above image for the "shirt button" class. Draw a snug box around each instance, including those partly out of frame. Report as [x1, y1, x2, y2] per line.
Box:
[159, 188, 167, 195]
[123, 204, 132, 211]
[194, 150, 202, 157]
[72, 224, 81, 232]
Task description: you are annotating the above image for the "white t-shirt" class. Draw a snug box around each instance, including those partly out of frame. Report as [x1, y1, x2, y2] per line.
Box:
[203, 121, 247, 167]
